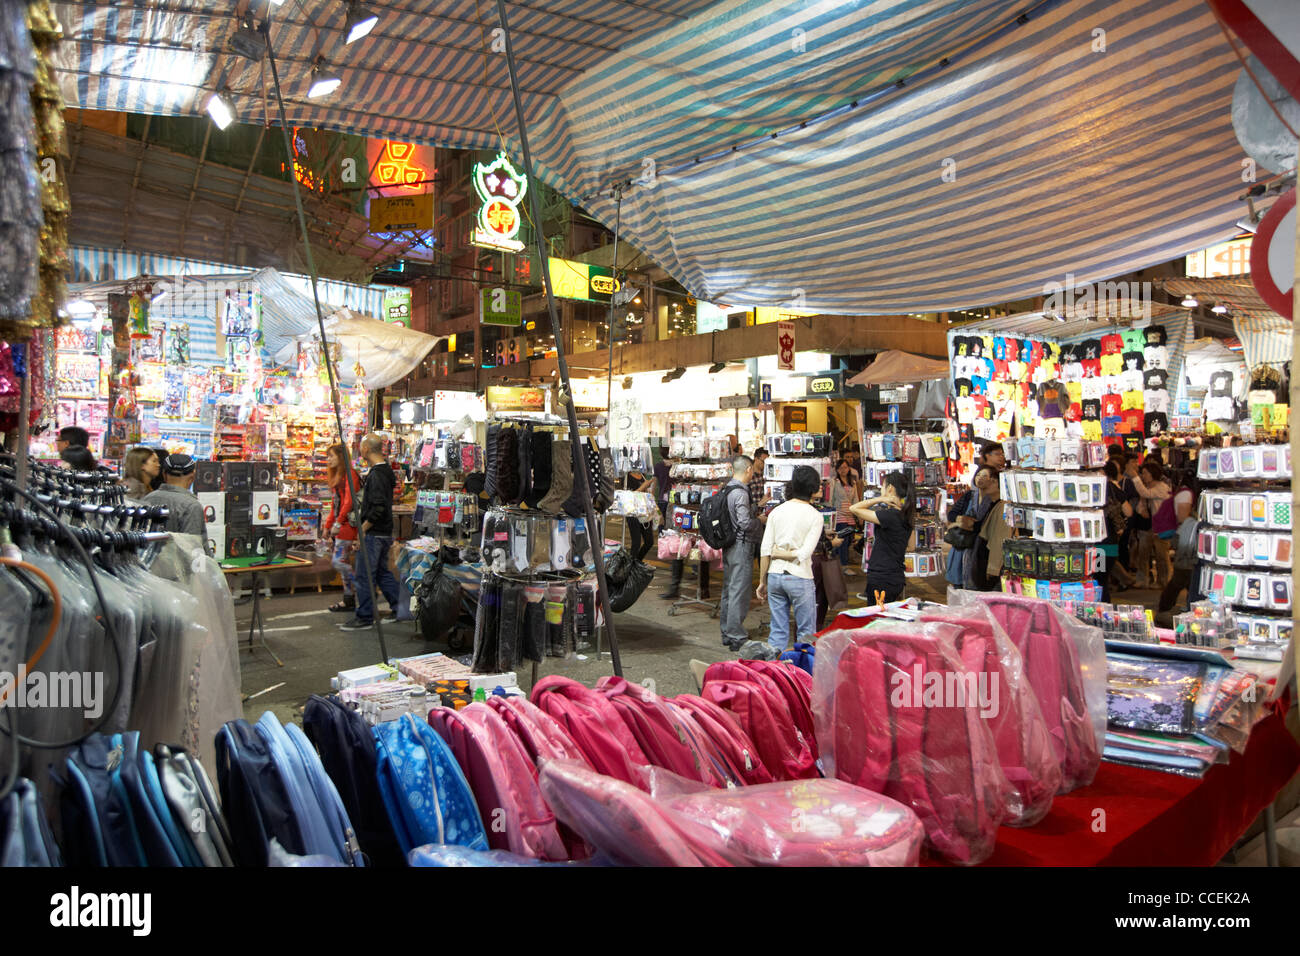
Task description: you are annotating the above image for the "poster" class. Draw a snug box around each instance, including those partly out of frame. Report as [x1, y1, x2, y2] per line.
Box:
[134, 324, 165, 364]
[56, 352, 101, 398]
[136, 363, 165, 404]
[166, 322, 191, 365]
[159, 367, 186, 418]
[55, 326, 98, 352]
[55, 399, 77, 427]
[77, 400, 108, 432]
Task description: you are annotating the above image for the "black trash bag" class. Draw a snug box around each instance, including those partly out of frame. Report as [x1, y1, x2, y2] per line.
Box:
[609, 561, 654, 612]
[603, 545, 633, 586]
[416, 558, 465, 644]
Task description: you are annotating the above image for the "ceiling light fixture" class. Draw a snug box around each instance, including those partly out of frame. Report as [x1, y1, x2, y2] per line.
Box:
[344, 1, 378, 44]
[1211, 303, 1228, 314]
[227, 16, 268, 60]
[308, 60, 342, 98]
[1181, 294, 1198, 308]
[204, 89, 236, 129]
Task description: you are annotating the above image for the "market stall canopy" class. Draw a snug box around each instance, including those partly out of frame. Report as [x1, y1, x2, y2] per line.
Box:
[52, 0, 1263, 314]
[274, 309, 442, 389]
[847, 349, 950, 387]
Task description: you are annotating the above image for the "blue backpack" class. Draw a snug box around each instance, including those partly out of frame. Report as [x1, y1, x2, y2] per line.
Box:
[59, 732, 184, 866]
[373, 713, 488, 856]
[1, 779, 62, 866]
[303, 694, 404, 867]
[779, 642, 816, 676]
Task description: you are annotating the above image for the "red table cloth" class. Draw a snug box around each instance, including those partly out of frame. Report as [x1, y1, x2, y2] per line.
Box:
[819, 611, 1300, 866]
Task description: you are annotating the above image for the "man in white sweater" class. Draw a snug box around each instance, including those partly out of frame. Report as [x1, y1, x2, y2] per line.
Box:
[757, 465, 827, 656]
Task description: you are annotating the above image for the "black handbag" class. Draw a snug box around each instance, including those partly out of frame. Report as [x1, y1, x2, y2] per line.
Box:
[944, 524, 978, 550]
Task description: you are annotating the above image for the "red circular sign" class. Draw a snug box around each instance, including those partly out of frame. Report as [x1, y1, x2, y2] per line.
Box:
[1250, 187, 1295, 320]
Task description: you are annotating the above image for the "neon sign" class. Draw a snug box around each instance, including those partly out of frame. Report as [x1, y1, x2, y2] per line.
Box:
[471, 151, 527, 253]
[374, 140, 428, 192]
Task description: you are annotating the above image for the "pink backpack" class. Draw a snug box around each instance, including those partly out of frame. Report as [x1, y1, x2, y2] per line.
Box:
[594, 677, 715, 784]
[427, 704, 569, 861]
[814, 623, 1010, 864]
[537, 759, 727, 866]
[530, 676, 651, 787]
[672, 694, 776, 787]
[732, 660, 819, 761]
[962, 593, 1103, 792]
[702, 668, 818, 781]
[919, 606, 1061, 827]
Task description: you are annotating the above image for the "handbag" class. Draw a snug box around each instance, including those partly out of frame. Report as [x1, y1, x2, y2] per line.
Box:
[944, 524, 978, 550]
[815, 553, 848, 610]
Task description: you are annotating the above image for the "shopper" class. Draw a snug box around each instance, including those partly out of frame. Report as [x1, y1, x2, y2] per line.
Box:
[149, 447, 169, 490]
[121, 446, 161, 499]
[719, 454, 763, 651]
[974, 467, 1009, 590]
[757, 465, 825, 655]
[851, 470, 914, 604]
[1156, 469, 1199, 614]
[623, 464, 656, 561]
[977, 440, 1006, 470]
[55, 425, 89, 453]
[59, 445, 96, 471]
[142, 454, 206, 538]
[340, 434, 405, 630]
[1129, 458, 1171, 589]
[945, 465, 997, 590]
[324, 443, 360, 614]
[1103, 459, 1137, 591]
[830, 458, 859, 573]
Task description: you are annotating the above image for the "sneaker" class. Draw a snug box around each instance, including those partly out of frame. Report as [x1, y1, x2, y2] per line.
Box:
[339, 618, 374, 630]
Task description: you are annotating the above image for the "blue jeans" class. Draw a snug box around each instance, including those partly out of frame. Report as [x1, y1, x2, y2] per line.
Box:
[767, 573, 816, 655]
[354, 535, 401, 622]
[834, 521, 855, 566]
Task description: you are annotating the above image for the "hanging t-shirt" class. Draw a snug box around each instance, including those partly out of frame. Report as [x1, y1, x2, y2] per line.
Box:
[1082, 376, 1104, 400]
[1119, 366, 1145, 393]
[1099, 351, 1123, 377]
[1038, 380, 1067, 420]
[1144, 388, 1170, 413]
[953, 377, 975, 398]
[1066, 401, 1083, 423]
[1144, 411, 1168, 437]
[1066, 380, 1083, 406]
[1102, 393, 1122, 418]
[1144, 344, 1168, 370]
[952, 336, 970, 359]
[1061, 342, 1081, 365]
[1121, 389, 1144, 411]
[1081, 417, 1103, 441]
[1144, 368, 1169, 391]
[1101, 333, 1124, 356]
[1102, 415, 1121, 436]
[1123, 328, 1147, 352]
[1121, 350, 1145, 373]
[1210, 370, 1235, 397]
[992, 358, 1009, 379]
[1144, 325, 1167, 347]
[1121, 408, 1144, 434]
[992, 336, 1008, 361]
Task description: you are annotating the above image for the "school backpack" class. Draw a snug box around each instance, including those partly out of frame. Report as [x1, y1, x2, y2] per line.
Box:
[426, 703, 568, 861]
[594, 676, 716, 785]
[698, 483, 746, 550]
[303, 694, 405, 867]
[151, 744, 235, 867]
[918, 606, 1061, 827]
[728, 660, 819, 761]
[372, 712, 489, 856]
[61, 731, 187, 866]
[0, 779, 62, 866]
[812, 623, 1011, 865]
[956, 592, 1104, 793]
[672, 694, 776, 787]
[701, 664, 818, 781]
[217, 713, 365, 867]
[530, 676, 651, 787]
[779, 642, 816, 675]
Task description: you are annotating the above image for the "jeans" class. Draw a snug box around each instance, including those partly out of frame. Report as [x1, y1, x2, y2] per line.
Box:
[719, 539, 753, 645]
[834, 522, 855, 566]
[354, 535, 401, 622]
[767, 573, 816, 655]
[332, 538, 356, 596]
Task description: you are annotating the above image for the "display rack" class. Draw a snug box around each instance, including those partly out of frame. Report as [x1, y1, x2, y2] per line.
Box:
[663, 439, 732, 617]
[860, 431, 947, 578]
[997, 436, 1110, 599]
[1193, 441, 1293, 660]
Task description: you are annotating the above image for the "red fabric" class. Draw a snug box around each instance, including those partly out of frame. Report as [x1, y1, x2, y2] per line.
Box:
[821, 613, 1300, 866]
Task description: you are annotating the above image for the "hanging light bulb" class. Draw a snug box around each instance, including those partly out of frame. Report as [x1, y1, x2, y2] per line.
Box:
[308, 61, 342, 98]
[344, 1, 378, 43]
[204, 89, 236, 129]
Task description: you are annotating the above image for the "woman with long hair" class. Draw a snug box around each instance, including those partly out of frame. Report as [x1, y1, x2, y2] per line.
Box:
[324, 443, 361, 613]
[850, 470, 914, 605]
[945, 464, 997, 591]
[830, 458, 859, 573]
[121, 446, 160, 500]
[1129, 458, 1171, 589]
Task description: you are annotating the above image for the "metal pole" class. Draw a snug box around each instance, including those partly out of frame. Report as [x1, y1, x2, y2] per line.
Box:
[604, 186, 623, 435]
[494, 0, 623, 676]
[265, 22, 388, 661]
[15, 345, 29, 491]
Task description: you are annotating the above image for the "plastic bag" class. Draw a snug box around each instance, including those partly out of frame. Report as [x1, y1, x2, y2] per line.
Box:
[811, 621, 1012, 864]
[609, 561, 653, 612]
[416, 558, 463, 643]
[948, 590, 1106, 792]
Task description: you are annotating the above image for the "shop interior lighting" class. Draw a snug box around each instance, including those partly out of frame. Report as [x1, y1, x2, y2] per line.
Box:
[344, 2, 379, 44]
[1211, 303, 1228, 314]
[65, 299, 96, 318]
[1181, 294, 1198, 308]
[308, 61, 342, 98]
[204, 89, 236, 129]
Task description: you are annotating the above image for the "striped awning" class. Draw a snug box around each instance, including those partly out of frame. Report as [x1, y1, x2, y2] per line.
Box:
[51, 0, 1260, 314]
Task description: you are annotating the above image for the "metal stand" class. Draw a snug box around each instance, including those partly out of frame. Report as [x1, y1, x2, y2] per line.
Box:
[239, 568, 284, 667]
[670, 560, 718, 618]
[1264, 805, 1279, 867]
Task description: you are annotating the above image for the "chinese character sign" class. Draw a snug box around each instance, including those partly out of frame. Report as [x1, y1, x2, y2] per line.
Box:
[776, 320, 796, 371]
[471, 152, 528, 253]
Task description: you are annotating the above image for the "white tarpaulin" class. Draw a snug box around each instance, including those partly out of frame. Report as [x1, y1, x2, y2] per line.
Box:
[847, 349, 950, 387]
[275, 309, 441, 389]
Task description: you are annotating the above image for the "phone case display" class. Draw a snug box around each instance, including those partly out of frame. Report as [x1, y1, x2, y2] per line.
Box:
[861, 432, 946, 578]
[1193, 441, 1292, 655]
[1062, 602, 1154, 642]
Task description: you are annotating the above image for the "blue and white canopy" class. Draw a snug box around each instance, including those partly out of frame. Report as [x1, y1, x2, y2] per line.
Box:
[52, 0, 1259, 314]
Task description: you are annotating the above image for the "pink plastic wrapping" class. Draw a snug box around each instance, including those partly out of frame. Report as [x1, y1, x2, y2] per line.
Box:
[948, 590, 1106, 792]
[918, 604, 1062, 826]
[539, 759, 923, 867]
[702, 662, 818, 780]
[812, 621, 1012, 864]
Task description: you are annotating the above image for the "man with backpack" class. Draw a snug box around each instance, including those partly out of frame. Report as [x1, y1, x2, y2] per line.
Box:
[702, 455, 765, 651]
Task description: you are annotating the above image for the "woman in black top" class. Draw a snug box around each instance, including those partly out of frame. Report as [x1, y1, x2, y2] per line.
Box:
[850, 471, 914, 605]
[623, 467, 656, 561]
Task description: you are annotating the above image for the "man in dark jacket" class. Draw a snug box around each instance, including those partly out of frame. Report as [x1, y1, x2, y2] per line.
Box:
[340, 434, 405, 629]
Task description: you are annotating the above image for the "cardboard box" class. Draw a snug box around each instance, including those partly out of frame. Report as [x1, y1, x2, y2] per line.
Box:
[252, 460, 279, 491]
[205, 523, 225, 561]
[224, 461, 252, 492]
[194, 460, 223, 492]
[198, 492, 224, 525]
[252, 491, 279, 526]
